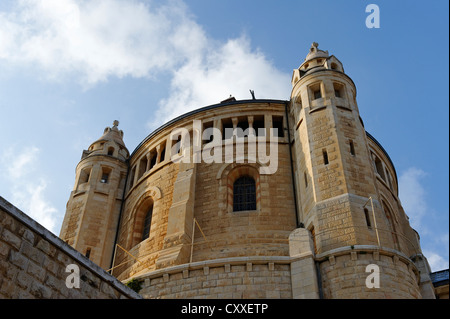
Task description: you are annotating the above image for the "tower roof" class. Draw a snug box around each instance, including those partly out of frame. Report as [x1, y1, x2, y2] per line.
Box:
[91, 120, 127, 149]
[305, 42, 329, 62]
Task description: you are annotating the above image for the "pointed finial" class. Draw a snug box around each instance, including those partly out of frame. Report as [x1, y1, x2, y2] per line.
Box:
[113, 120, 119, 128]
[312, 42, 319, 48]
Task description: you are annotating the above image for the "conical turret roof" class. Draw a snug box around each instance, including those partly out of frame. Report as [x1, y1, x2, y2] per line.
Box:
[90, 120, 127, 149]
[305, 42, 329, 62]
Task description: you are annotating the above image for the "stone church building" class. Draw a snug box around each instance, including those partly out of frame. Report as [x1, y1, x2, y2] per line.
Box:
[56, 43, 444, 299]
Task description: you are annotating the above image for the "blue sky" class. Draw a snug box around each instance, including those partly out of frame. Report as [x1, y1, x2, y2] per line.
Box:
[0, 0, 448, 272]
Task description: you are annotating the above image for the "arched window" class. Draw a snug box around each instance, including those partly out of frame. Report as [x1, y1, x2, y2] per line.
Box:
[142, 205, 153, 241]
[233, 176, 256, 212]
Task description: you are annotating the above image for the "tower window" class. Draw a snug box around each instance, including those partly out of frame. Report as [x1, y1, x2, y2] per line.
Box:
[107, 147, 114, 156]
[349, 140, 355, 156]
[85, 248, 91, 259]
[323, 149, 329, 165]
[100, 173, 109, 184]
[304, 171, 308, 188]
[310, 82, 322, 101]
[79, 167, 91, 185]
[233, 176, 256, 212]
[313, 89, 322, 100]
[100, 167, 111, 184]
[142, 205, 153, 241]
[333, 82, 345, 99]
[364, 208, 372, 228]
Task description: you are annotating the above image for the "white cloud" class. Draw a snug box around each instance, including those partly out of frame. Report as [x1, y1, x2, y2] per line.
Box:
[11, 179, 58, 234]
[0, 0, 291, 231]
[0, 0, 290, 127]
[398, 167, 428, 231]
[0, 0, 200, 85]
[398, 168, 449, 272]
[423, 249, 449, 272]
[154, 36, 291, 125]
[0, 146, 59, 233]
[425, 234, 450, 272]
[5, 145, 39, 179]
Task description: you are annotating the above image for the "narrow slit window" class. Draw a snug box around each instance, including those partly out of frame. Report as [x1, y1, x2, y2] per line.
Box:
[129, 166, 136, 189]
[160, 144, 166, 163]
[149, 150, 157, 169]
[323, 149, 329, 165]
[349, 140, 355, 156]
[142, 205, 153, 241]
[107, 147, 114, 156]
[364, 208, 372, 228]
[304, 172, 308, 188]
[85, 248, 91, 259]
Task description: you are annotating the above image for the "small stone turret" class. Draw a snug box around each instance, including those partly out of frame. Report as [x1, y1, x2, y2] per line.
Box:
[60, 121, 129, 269]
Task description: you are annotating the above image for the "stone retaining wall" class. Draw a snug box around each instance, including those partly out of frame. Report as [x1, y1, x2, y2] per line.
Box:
[0, 196, 141, 299]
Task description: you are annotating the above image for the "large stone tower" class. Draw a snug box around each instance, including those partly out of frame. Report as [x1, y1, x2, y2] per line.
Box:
[60, 121, 129, 269]
[289, 42, 435, 298]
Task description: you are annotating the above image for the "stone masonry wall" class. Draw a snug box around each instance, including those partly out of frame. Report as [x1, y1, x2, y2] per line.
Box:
[0, 196, 141, 299]
[137, 259, 292, 299]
